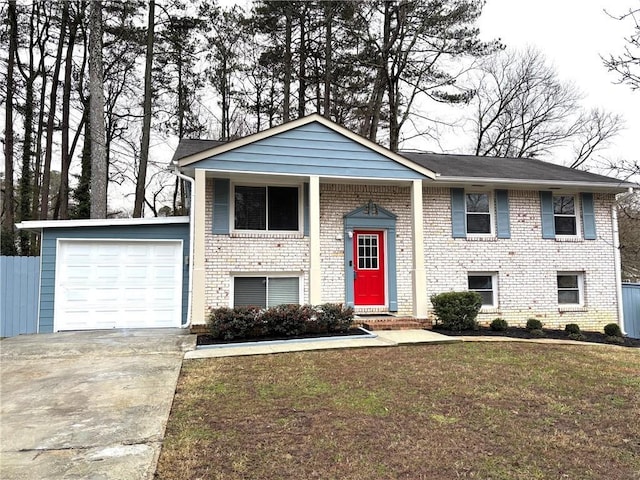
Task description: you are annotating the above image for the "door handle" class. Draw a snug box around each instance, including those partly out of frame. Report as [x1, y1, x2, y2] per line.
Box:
[353, 270, 357, 280]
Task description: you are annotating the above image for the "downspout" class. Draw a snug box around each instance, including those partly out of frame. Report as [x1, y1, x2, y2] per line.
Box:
[612, 205, 626, 334]
[173, 167, 195, 329]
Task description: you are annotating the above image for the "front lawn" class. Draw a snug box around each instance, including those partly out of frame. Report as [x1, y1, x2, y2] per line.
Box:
[156, 343, 640, 480]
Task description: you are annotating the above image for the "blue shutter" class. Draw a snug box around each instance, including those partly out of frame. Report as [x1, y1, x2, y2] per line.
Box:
[303, 183, 309, 236]
[495, 190, 511, 239]
[581, 192, 596, 240]
[212, 178, 230, 234]
[540, 191, 555, 239]
[451, 188, 466, 238]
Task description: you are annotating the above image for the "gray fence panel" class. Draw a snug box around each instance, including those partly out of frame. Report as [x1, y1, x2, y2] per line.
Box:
[622, 283, 640, 339]
[1, 256, 40, 337]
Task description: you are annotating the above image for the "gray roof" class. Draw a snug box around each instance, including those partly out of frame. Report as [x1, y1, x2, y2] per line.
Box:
[401, 151, 627, 185]
[171, 139, 226, 162]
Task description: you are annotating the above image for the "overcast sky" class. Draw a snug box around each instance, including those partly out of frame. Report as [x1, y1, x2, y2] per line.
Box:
[475, 0, 638, 169]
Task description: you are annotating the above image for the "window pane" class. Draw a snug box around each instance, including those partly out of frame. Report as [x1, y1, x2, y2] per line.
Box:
[466, 193, 489, 213]
[467, 214, 491, 234]
[234, 277, 266, 308]
[558, 290, 579, 304]
[557, 275, 578, 289]
[553, 196, 575, 215]
[267, 277, 299, 306]
[478, 291, 494, 305]
[268, 187, 298, 230]
[555, 216, 576, 235]
[468, 275, 492, 290]
[235, 186, 266, 230]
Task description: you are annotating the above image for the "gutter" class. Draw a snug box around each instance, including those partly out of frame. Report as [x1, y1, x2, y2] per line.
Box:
[172, 167, 195, 330]
[432, 176, 636, 192]
[612, 206, 626, 334]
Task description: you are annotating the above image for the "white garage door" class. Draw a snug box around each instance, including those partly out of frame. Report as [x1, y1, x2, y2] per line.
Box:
[55, 240, 183, 331]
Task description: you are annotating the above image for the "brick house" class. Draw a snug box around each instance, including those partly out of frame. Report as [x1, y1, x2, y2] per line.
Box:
[173, 114, 634, 332]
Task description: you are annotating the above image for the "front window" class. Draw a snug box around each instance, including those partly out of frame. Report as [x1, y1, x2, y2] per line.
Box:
[234, 185, 299, 231]
[553, 195, 576, 236]
[557, 273, 583, 305]
[233, 276, 300, 308]
[466, 193, 491, 234]
[468, 273, 497, 307]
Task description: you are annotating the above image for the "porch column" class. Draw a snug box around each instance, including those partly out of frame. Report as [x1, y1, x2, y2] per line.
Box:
[411, 179, 427, 317]
[192, 169, 207, 325]
[309, 175, 322, 305]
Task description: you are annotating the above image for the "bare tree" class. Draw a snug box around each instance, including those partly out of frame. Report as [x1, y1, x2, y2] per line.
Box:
[603, 8, 639, 91]
[89, 0, 107, 218]
[471, 48, 622, 166]
[617, 192, 640, 281]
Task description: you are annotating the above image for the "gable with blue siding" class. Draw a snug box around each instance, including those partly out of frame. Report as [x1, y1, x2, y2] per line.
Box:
[38, 223, 190, 333]
[186, 122, 427, 179]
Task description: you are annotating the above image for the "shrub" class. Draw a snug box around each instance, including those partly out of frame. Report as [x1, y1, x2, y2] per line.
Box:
[263, 304, 314, 337]
[604, 323, 622, 338]
[564, 323, 581, 335]
[605, 335, 625, 345]
[529, 328, 545, 337]
[430, 291, 482, 332]
[208, 306, 263, 341]
[526, 318, 543, 331]
[490, 318, 508, 332]
[316, 303, 354, 333]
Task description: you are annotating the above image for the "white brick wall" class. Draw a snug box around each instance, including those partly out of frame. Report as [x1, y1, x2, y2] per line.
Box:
[202, 179, 620, 331]
[424, 188, 619, 330]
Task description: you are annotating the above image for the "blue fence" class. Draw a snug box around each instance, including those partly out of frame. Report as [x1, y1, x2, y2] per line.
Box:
[1, 256, 40, 337]
[622, 283, 640, 339]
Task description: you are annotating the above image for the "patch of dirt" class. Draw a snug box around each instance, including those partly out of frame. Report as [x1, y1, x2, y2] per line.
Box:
[433, 325, 640, 347]
[197, 327, 370, 346]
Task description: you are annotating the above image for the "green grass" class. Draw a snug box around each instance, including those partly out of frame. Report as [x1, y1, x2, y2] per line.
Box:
[156, 343, 640, 480]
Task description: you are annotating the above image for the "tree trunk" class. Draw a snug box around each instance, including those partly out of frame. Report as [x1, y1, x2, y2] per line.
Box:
[297, 4, 306, 118]
[89, 0, 107, 218]
[2, 1, 18, 254]
[323, 1, 332, 118]
[134, 0, 155, 218]
[41, 0, 69, 220]
[282, 7, 292, 122]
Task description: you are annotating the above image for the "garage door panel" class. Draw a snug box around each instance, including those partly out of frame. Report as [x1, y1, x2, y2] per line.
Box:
[55, 240, 183, 331]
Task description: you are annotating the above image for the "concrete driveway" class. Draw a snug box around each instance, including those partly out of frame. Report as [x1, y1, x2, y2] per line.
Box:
[0, 329, 196, 480]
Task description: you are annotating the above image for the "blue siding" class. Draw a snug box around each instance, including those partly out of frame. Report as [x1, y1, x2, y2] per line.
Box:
[622, 283, 640, 339]
[39, 223, 190, 332]
[188, 122, 426, 180]
[1, 256, 40, 337]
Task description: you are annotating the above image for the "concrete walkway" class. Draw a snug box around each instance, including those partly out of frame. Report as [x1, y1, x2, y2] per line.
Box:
[186, 328, 459, 359]
[0, 329, 196, 480]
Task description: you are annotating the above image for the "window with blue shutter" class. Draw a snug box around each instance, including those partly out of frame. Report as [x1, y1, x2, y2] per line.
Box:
[213, 178, 230, 234]
[495, 190, 511, 239]
[581, 193, 596, 240]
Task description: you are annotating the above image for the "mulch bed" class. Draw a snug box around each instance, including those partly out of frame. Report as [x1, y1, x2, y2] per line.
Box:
[433, 325, 640, 348]
[197, 327, 370, 346]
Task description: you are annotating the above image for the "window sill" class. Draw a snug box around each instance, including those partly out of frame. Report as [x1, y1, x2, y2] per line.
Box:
[555, 236, 583, 243]
[479, 307, 500, 314]
[465, 235, 498, 242]
[558, 305, 587, 312]
[230, 231, 305, 239]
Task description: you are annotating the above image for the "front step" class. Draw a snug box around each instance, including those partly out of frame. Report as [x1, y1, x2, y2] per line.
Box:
[361, 317, 432, 331]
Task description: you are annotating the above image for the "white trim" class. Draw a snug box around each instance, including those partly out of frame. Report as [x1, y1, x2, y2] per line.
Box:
[53, 238, 183, 332]
[612, 206, 626, 333]
[230, 181, 303, 234]
[16, 216, 189, 233]
[556, 271, 585, 307]
[465, 191, 495, 237]
[229, 272, 304, 308]
[177, 114, 437, 179]
[552, 193, 582, 240]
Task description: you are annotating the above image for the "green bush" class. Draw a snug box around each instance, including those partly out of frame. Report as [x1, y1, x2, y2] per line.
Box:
[605, 335, 625, 345]
[526, 318, 543, 331]
[529, 328, 545, 337]
[490, 318, 508, 332]
[208, 306, 263, 341]
[604, 323, 622, 338]
[316, 303, 354, 333]
[430, 291, 482, 331]
[207, 303, 354, 340]
[564, 323, 581, 335]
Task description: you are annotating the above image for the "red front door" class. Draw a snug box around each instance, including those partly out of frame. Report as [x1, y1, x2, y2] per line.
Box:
[353, 230, 385, 306]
